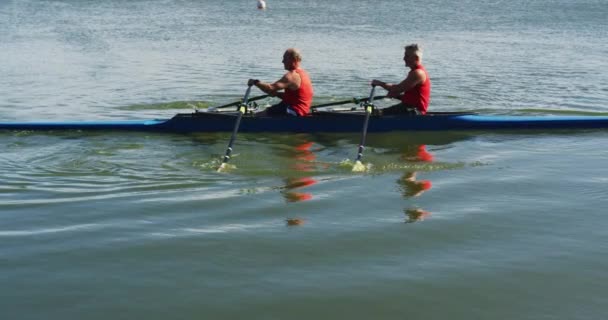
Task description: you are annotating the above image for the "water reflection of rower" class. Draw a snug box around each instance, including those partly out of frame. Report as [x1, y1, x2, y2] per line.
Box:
[282, 141, 317, 202]
[405, 208, 431, 223]
[398, 171, 432, 198]
[282, 141, 318, 226]
[283, 176, 316, 202]
[398, 144, 433, 223]
[400, 144, 434, 163]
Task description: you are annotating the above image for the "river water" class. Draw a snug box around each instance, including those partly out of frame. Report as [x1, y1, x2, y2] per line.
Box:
[1, 0, 608, 319]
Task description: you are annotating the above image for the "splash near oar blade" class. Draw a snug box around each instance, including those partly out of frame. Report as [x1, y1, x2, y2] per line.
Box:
[217, 157, 236, 172]
[217, 85, 253, 172]
[352, 160, 367, 172]
[352, 86, 376, 172]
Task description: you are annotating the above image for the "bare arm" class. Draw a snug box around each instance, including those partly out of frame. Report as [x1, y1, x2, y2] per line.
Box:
[249, 71, 301, 98]
[371, 69, 426, 98]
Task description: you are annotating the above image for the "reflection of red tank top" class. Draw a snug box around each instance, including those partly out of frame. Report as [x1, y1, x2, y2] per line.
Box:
[401, 65, 431, 114]
[282, 68, 313, 116]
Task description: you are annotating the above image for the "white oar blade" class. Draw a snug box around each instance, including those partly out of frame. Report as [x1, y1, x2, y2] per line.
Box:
[217, 162, 236, 172]
[352, 160, 367, 172]
[217, 162, 228, 172]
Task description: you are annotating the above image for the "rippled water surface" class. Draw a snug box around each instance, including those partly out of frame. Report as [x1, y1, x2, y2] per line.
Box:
[2, 0, 608, 319]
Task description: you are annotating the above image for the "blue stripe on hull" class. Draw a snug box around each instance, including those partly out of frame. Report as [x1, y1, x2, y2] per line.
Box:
[0, 119, 167, 131]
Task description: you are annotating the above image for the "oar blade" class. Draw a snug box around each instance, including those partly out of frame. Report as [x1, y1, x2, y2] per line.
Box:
[352, 160, 368, 172]
[217, 161, 236, 173]
[217, 163, 226, 172]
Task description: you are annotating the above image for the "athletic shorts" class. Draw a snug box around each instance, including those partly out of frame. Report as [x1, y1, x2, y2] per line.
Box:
[381, 103, 421, 115]
[265, 101, 298, 116]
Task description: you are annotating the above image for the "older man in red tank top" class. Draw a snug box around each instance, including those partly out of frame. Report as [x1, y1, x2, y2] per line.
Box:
[371, 44, 431, 115]
[248, 48, 314, 116]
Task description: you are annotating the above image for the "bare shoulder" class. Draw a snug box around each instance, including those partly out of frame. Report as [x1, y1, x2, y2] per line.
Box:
[408, 68, 426, 84]
[285, 70, 301, 80]
[283, 70, 301, 89]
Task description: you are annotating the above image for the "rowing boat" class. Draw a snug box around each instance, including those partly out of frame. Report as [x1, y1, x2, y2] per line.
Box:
[2, 111, 608, 133]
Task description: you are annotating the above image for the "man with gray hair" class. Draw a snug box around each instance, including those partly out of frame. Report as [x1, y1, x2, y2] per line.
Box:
[248, 48, 314, 116]
[371, 44, 431, 115]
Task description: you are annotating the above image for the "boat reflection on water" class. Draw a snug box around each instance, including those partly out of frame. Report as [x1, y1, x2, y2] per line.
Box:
[397, 144, 434, 223]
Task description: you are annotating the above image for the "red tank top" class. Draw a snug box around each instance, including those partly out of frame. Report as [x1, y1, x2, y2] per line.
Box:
[401, 65, 431, 114]
[282, 68, 313, 116]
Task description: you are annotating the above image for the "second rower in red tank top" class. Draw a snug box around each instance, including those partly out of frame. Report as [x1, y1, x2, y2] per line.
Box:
[248, 48, 314, 117]
[371, 43, 431, 115]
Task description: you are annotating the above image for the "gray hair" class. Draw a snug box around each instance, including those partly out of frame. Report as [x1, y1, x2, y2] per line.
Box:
[405, 43, 422, 59]
[285, 48, 302, 62]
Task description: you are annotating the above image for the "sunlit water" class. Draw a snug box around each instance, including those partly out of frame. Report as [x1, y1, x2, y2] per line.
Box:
[1, 0, 608, 319]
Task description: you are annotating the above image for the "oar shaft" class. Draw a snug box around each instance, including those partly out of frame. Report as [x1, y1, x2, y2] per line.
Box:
[355, 86, 376, 163]
[312, 95, 387, 109]
[312, 98, 358, 109]
[221, 112, 244, 164]
[220, 85, 253, 167]
[355, 115, 370, 162]
[216, 94, 268, 109]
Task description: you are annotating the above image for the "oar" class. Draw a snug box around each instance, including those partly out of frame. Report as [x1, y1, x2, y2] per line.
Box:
[202, 94, 268, 112]
[312, 98, 361, 109]
[215, 94, 269, 109]
[311, 95, 387, 111]
[218, 85, 253, 172]
[352, 85, 377, 172]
